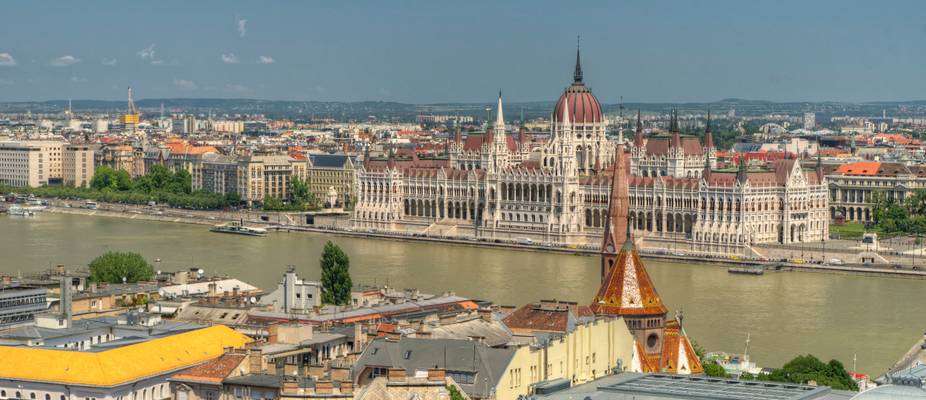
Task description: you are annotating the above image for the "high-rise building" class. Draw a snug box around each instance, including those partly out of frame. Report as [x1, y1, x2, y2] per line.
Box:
[804, 112, 816, 130]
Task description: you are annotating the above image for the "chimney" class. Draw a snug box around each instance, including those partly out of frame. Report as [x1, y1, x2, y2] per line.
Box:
[248, 349, 263, 373]
[339, 382, 353, 395]
[330, 367, 350, 382]
[223, 290, 230, 298]
[314, 380, 333, 395]
[232, 287, 239, 297]
[307, 365, 325, 379]
[1, 276, 11, 286]
[353, 322, 364, 352]
[427, 368, 446, 382]
[55, 264, 65, 276]
[439, 313, 456, 326]
[282, 376, 299, 394]
[385, 331, 401, 341]
[60, 276, 72, 327]
[208, 282, 217, 296]
[478, 308, 493, 322]
[267, 324, 279, 344]
[387, 368, 407, 383]
[416, 330, 431, 339]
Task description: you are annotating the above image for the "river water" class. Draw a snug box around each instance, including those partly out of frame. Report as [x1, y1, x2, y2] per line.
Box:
[2, 212, 923, 376]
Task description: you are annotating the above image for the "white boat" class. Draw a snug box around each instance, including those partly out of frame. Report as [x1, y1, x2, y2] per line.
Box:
[210, 221, 267, 237]
[7, 205, 36, 217]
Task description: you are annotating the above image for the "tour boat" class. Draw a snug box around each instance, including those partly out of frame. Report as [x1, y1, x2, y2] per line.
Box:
[209, 221, 267, 237]
[7, 205, 36, 217]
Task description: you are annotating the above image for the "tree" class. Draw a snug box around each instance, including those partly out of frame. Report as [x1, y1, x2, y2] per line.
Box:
[447, 385, 466, 400]
[320, 241, 352, 305]
[703, 362, 729, 378]
[90, 166, 119, 191]
[88, 251, 154, 283]
[756, 354, 858, 391]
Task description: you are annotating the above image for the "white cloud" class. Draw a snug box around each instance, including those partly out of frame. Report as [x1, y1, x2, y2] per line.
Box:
[70, 76, 88, 83]
[173, 79, 198, 90]
[137, 44, 165, 64]
[0, 53, 15, 66]
[258, 55, 275, 64]
[225, 83, 249, 93]
[237, 17, 248, 37]
[102, 58, 117, 66]
[221, 53, 240, 64]
[50, 55, 80, 67]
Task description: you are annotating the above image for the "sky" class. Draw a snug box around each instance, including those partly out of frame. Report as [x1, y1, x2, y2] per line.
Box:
[1, 0, 925, 103]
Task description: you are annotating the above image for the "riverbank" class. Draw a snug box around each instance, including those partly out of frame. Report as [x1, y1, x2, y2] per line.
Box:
[37, 203, 926, 280]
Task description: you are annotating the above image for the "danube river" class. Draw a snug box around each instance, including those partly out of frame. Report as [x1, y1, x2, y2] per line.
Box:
[2, 212, 923, 375]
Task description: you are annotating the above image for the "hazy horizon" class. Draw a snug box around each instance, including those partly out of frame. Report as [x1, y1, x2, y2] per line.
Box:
[2, 0, 925, 103]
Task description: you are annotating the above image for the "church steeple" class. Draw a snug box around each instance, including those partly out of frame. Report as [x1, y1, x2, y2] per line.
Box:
[573, 37, 583, 84]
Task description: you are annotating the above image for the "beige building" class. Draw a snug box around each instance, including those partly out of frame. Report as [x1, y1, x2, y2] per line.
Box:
[307, 154, 356, 208]
[62, 144, 94, 187]
[237, 155, 307, 205]
[0, 140, 75, 187]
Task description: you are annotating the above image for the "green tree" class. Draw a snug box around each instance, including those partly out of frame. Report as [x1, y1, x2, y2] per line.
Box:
[90, 166, 119, 191]
[703, 362, 729, 378]
[320, 241, 352, 305]
[756, 354, 858, 391]
[88, 251, 155, 283]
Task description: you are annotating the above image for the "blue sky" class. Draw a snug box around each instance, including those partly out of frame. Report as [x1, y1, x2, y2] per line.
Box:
[1, 0, 924, 103]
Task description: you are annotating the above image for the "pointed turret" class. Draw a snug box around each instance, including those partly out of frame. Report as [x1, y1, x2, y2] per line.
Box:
[573, 39, 583, 84]
[703, 153, 712, 180]
[454, 126, 462, 144]
[816, 150, 825, 181]
[704, 110, 714, 149]
[518, 108, 528, 144]
[671, 110, 681, 149]
[494, 91, 505, 134]
[634, 110, 644, 147]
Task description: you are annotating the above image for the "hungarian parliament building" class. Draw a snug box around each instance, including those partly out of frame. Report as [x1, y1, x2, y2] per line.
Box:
[352, 49, 829, 255]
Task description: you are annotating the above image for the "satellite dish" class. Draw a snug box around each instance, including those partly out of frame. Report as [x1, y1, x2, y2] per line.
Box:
[250, 296, 257, 304]
[197, 268, 204, 275]
[156, 270, 161, 275]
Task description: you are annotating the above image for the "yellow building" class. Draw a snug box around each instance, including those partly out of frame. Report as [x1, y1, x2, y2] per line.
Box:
[0, 325, 250, 400]
[496, 315, 635, 400]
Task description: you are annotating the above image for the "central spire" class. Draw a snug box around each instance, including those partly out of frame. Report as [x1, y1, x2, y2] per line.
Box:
[573, 36, 583, 84]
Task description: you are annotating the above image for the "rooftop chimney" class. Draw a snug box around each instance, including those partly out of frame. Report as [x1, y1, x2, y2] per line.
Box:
[387, 368, 407, 383]
[60, 276, 72, 327]
[427, 368, 446, 382]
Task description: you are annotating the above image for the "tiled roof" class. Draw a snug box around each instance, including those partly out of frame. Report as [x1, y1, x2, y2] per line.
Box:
[590, 244, 668, 317]
[502, 303, 573, 334]
[835, 161, 881, 176]
[644, 136, 705, 156]
[170, 353, 247, 384]
[0, 325, 250, 387]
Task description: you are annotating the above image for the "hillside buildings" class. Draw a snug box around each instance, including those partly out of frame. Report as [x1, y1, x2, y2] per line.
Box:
[0, 140, 94, 188]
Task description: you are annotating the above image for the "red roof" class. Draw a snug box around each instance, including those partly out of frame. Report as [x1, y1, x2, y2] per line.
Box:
[552, 83, 602, 124]
[835, 161, 881, 176]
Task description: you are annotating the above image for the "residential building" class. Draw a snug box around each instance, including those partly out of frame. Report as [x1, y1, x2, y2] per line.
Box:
[62, 144, 94, 187]
[306, 154, 356, 208]
[0, 325, 250, 400]
[237, 155, 307, 205]
[200, 154, 240, 196]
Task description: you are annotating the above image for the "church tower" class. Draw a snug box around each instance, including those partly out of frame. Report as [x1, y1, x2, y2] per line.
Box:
[600, 144, 629, 281]
[704, 110, 717, 169]
[491, 91, 510, 172]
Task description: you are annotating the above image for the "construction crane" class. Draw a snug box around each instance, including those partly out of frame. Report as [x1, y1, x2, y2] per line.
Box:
[120, 86, 140, 126]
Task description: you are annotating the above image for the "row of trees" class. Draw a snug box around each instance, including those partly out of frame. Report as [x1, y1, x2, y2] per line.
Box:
[3, 165, 240, 210]
[871, 190, 926, 235]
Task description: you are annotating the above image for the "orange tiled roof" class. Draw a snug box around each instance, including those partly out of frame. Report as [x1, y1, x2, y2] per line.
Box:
[166, 142, 218, 155]
[590, 245, 668, 316]
[835, 161, 881, 176]
[502, 303, 571, 334]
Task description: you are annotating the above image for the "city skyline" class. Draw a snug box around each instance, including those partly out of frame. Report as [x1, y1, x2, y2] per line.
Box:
[2, 0, 926, 103]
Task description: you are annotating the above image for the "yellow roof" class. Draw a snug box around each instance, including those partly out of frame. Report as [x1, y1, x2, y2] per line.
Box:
[0, 325, 250, 387]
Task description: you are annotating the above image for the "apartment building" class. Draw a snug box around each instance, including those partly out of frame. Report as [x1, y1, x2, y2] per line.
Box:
[62, 144, 94, 187]
[0, 140, 70, 187]
[237, 155, 307, 204]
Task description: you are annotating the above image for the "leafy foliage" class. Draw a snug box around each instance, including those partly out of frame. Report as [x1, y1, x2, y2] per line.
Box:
[755, 354, 858, 391]
[320, 241, 352, 305]
[88, 251, 154, 283]
[703, 361, 729, 378]
[2, 164, 238, 210]
[871, 189, 926, 235]
[261, 176, 319, 211]
[447, 384, 467, 400]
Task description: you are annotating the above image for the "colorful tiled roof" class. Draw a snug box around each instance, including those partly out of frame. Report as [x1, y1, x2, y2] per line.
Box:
[170, 352, 247, 384]
[0, 325, 250, 387]
[590, 244, 668, 317]
[835, 161, 881, 176]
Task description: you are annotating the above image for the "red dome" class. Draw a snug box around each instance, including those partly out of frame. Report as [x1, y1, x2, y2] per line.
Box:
[553, 83, 602, 124]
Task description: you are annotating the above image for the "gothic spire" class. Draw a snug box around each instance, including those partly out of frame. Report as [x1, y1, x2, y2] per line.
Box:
[495, 90, 505, 131]
[671, 109, 681, 148]
[573, 37, 583, 84]
[704, 109, 714, 149]
[736, 154, 748, 183]
[634, 110, 644, 146]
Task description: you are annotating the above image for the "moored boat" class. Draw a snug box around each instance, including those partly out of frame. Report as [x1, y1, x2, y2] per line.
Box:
[209, 221, 267, 236]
